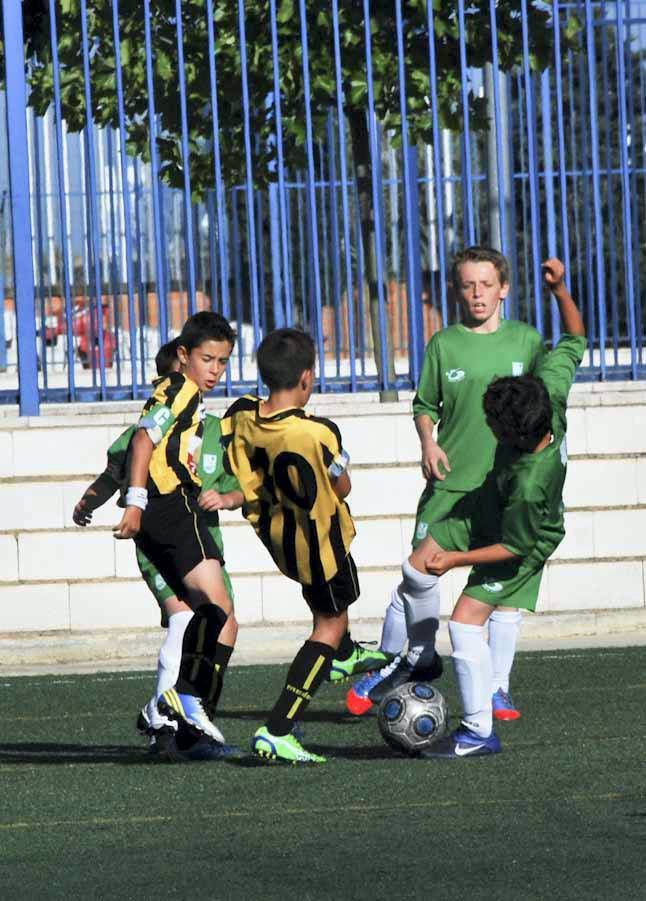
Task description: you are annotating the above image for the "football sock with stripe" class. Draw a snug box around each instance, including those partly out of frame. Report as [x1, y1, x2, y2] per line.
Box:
[155, 610, 193, 699]
[175, 603, 228, 696]
[399, 560, 440, 670]
[205, 642, 234, 716]
[380, 587, 407, 656]
[266, 640, 334, 736]
[448, 620, 493, 738]
[489, 609, 522, 693]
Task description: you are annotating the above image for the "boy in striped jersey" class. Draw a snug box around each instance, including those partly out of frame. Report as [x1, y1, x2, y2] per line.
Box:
[221, 328, 384, 763]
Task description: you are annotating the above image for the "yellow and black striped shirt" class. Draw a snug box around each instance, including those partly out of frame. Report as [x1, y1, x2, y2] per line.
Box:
[221, 395, 355, 586]
[136, 372, 205, 496]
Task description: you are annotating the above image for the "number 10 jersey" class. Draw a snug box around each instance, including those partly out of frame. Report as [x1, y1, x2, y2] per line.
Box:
[221, 396, 356, 586]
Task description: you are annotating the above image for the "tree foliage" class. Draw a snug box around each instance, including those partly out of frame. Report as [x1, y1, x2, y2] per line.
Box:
[7, 0, 578, 196]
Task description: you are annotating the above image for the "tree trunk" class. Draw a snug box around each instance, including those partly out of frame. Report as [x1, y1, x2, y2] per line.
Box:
[348, 110, 398, 398]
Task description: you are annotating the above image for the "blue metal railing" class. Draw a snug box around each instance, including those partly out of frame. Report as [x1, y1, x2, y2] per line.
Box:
[1, 0, 646, 413]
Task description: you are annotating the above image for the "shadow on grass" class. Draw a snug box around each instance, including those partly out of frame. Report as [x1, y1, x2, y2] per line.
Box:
[217, 708, 369, 725]
[0, 742, 155, 765]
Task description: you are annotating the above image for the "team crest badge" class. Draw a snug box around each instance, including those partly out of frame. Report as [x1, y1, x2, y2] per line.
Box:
[415, 522, 429, 541]
[446, 369, 465, 382]
[512, 361, 524, 376]
[202, 453, 218, 474]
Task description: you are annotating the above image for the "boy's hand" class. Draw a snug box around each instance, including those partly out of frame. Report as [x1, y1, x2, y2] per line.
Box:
[113, 506, 142, 540]
[73, 498, 93, 526]
[198, 490, 228, 512]
[424, 549, 460, 576]
[541, 258, 565, 290]
[421, 439, 451, 482]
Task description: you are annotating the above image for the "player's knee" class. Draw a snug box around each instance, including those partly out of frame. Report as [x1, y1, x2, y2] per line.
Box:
[401, 558, 438, 595]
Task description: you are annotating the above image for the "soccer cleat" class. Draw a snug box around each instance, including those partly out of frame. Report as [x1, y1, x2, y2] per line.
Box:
[164, 733, 244, 763]
[492, 687, 521, 721]
[328, 642, 395, 683]
[346, 653, 443, 715]
[157, 689, 226, 744]
[420, 725, 502, 759]
[251, 726, 326, 764]
[136, 699, 177, 752]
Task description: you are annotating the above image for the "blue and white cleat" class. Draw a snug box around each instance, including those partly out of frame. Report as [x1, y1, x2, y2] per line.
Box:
[165, 733, 244, 762]
[158, 689, 225, 743]
[492, 687, 521, 721]
[346, 657, 402, 715]
[420, 725, 502, 759]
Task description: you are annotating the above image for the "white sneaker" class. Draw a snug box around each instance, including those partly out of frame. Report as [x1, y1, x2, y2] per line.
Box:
[136, 697, 177, 735]
[158, 690, 226, 744]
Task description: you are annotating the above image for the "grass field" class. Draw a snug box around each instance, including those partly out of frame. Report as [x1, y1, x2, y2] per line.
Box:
[1, 646, 645, 900]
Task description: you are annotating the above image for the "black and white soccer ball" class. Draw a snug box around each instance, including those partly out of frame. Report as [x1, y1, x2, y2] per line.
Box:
[378, 682, 448, 754]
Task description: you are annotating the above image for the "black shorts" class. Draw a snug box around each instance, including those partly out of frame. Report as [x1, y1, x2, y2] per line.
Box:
[135, 486, 224, 599]
[302, 553, 360, 615]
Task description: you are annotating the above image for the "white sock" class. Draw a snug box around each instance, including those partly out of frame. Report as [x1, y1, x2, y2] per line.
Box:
[489, 609, 522, 694]
[397, 559, 440, 670]
[155, 610, 193, 699]
[448, 620, 493, 738]
[379, 588, 408, 656]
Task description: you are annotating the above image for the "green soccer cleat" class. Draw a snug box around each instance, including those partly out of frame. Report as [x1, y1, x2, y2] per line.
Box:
[251, 726, 327, 764]
[328, 642, 395, 683]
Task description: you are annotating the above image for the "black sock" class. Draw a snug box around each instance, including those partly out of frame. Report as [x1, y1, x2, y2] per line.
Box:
[205, 642, 234, 716]
[266, 640, 335, 736]
[335, 631, 355, 661]
[175, 604, 228, 696]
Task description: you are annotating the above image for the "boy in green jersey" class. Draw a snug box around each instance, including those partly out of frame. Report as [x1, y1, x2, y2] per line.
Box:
[347, 247, 545, 716]
[419, 258, 586, 758]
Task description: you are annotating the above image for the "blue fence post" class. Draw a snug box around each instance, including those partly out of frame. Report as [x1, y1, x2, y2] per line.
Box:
[2, 0, 39, 414]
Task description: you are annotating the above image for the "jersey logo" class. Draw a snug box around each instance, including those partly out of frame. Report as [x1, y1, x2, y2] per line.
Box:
[559, 438, 568, 466]
[152, 407, 172, 428]
[446, 369, 465, 383]
[482, 580, 503, 593]
[202, 453, 218, 474]
[512, 361, 524, 376]
[415, 522, 429, 541]
[154, 574, 167, 591]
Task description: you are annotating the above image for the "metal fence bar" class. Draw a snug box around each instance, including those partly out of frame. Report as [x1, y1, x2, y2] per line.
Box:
[426, 0, 449, 325]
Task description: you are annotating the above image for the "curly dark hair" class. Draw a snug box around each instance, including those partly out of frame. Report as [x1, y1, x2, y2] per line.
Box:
[483, 375, 552, 452]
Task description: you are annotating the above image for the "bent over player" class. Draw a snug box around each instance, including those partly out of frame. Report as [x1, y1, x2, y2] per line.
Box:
[221, 328, 384, 763]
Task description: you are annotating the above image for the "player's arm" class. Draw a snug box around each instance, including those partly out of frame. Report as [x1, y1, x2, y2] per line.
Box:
[73, 426, 134, 525]
[412, 337, 450, 481]
[198, 489, 245, 512]
[113, 429, 153, 539]
[542, 258, 585, 336]
[73, 470, 120, 526]
[424, 543, 520, 576]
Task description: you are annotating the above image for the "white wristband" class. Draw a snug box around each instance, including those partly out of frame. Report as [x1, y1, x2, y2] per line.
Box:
[125, 487, 148, 511]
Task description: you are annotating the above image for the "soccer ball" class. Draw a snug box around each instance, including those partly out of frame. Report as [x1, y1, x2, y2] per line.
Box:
[378, 682, 448, 754]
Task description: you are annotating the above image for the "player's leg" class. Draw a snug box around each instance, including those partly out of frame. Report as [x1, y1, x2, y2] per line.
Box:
[422, 593, 502, 759]
[253, 557, 360, 764]
[159, 557, 235, 741]
[489, 606, 523, 720]
[347, 537, 444, 715]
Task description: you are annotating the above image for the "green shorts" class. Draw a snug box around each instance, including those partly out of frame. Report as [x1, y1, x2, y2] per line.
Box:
[430, 515, 544, 612]
[412, 482, 472, 549]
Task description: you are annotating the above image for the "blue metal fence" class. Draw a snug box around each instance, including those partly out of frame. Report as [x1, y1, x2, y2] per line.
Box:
[1, 0, 646, 414]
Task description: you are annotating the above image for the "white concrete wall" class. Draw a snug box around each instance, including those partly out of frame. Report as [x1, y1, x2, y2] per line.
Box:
[1, 383, 645, 634]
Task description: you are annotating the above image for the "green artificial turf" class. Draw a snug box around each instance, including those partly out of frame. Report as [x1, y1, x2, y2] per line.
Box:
[1, 646, 645, 900]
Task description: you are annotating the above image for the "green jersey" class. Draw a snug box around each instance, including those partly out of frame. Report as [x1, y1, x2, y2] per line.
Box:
[413, 320, 546, 491]
[495, 333, 586, 564]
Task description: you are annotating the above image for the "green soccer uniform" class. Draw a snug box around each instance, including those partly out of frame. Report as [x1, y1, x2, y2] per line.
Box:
[431, 333, 587, 611]
[135, 413, 239, 610]
[412, 320, 546, 547]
